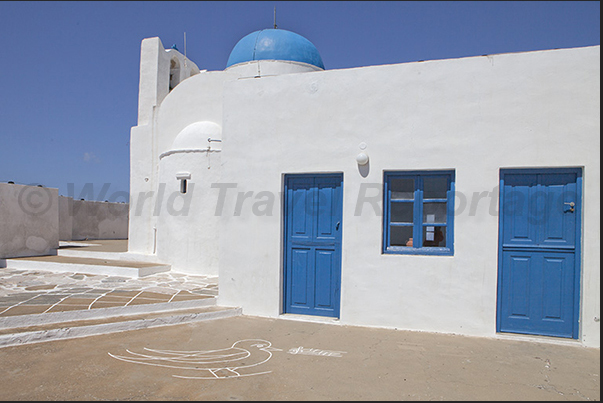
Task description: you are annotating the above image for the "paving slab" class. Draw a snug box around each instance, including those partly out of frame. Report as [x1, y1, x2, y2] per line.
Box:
[0, 267, 220, 332]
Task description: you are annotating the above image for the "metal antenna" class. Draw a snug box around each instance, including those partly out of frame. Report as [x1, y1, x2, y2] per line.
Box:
[274, 6, 277, 29]
[184, 32, 187, 67]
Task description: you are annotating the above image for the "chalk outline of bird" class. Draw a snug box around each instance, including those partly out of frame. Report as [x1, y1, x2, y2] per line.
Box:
[108, 339, 282, 379]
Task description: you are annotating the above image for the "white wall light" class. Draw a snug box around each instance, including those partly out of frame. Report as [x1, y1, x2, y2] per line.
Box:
[176, 172, 191, 194]
[176, 172, 191, 180]
[356, 152, 369, 165]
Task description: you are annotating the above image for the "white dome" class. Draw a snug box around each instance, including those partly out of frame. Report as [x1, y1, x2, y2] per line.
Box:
[170, 121, 221, 150]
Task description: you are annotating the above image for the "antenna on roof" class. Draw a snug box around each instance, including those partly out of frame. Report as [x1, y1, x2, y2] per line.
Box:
[184, 31, 187, 67]
[274, 6, 277, 29]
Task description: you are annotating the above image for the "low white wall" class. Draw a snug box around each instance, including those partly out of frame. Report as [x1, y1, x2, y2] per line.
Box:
[0, 183, 59, 258]
[58, 196, 73, 241]
[69, 199, 129, 241]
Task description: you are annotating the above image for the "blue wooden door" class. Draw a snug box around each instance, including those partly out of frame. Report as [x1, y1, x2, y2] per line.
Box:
[497, 168, 582, 338]
[283, 174, 343, 318]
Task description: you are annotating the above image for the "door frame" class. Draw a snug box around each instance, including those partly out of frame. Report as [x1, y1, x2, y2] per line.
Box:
[282, 172, 344, 318]
[496, 167, 583, 339]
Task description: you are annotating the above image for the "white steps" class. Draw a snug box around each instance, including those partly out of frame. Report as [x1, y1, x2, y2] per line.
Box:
[3, 255, 171, 277]
[0, 304, 242, 348]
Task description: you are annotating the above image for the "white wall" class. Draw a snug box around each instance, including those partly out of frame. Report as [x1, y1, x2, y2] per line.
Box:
[58, 196, 73, 241]
[153, 119, 223, 274]
[0, 183, 59, 258]
[129, 63, 237, 262]
[59, 196, 128, 241]
[127, 39, 319, 262]
[69, 199, 129, 241]
[225, 59, 323, 78]
[128, 37, 200, 255]
[216, 46, 600, 347]
[155, 150, 222, 275]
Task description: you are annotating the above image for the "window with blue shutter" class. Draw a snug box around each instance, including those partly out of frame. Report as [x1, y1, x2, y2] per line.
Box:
[383, 171, 455, 255]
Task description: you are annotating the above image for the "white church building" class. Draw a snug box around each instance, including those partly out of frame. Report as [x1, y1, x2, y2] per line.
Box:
[127, 28, 600, 348]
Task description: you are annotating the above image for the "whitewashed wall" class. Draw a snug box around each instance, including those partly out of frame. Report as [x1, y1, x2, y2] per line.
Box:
[59, 197, 128, 241]
[128, 37, 201, 256]
[70, 199, 129, 240]
[0, 183, 59, 258]
[216, 46, 600, 347]
[128, 37, 599, 347]
[58, 196, 73, 241]
[154, 121, 223, 275]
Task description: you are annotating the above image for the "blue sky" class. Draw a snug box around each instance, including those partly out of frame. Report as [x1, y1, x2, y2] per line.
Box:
[0, 1, 599, 201]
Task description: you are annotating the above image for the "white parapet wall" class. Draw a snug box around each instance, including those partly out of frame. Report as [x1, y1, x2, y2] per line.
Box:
[0, 183, 59, 258]
[59, 197, 129, 241]
[58, 195, 73, 241]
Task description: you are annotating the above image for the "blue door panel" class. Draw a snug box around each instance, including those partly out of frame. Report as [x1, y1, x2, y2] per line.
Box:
[290, 248, 311, 307]
[543, 185, 565, 243]
[314, 249, 334, 309]
[284, 174, 342, 318]
[542, 254, 575, 323]
[506, 254, 531, 318]
[540, 174, 577, 248]
[290, 179, 313, 241]
[500, 251, 575, 337]
[316, 183, 335, 239]
[502, 174, 539, 247]
[542, 258, 563, 320]
[498, 168, 581, 339]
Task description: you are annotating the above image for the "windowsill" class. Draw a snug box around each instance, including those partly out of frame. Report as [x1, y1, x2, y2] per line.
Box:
[383, 247, 453, 256]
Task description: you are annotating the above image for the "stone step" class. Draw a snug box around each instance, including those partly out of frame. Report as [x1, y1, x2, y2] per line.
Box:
[0, 294, 217, 329]
[0, 304, 242, 349]
[57, 242, 164, 264]
[3, 255, 170, 277]
[58, 249, 164, 264]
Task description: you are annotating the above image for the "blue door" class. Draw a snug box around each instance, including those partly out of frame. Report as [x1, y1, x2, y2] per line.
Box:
[283, 174, 343, 318]
[497, 168, 582, 338]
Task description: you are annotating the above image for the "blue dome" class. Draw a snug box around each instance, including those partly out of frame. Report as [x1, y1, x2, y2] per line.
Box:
[226, 29, 324, 69]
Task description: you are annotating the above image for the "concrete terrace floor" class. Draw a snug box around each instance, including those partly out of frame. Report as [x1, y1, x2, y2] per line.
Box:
[0, 240, 218, 317]
[0, 240, 599, 400]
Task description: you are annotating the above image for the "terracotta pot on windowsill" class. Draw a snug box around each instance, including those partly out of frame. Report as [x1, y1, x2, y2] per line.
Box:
[406, 238, 413, 247]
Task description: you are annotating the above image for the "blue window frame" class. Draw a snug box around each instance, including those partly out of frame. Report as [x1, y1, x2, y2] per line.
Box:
[383, 170, 455, 255]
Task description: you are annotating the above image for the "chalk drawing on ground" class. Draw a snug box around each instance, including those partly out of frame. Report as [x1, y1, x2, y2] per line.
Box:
[109, 339, 281, 379]
[109, 339, 348, 379]
[287, 346, 346, 357]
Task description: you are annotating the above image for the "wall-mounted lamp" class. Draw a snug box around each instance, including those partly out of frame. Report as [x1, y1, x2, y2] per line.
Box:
[176, 172, 191, 194]
[356, 152, 369, 166]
